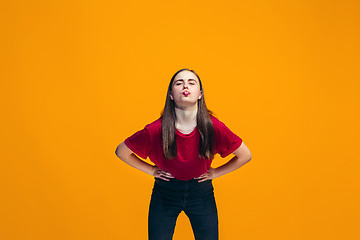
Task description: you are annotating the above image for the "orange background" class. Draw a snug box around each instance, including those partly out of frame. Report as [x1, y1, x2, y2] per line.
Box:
[1, 0, 359, 239]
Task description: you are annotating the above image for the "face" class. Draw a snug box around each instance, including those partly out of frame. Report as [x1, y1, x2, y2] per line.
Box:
[170, 70, 202, 107]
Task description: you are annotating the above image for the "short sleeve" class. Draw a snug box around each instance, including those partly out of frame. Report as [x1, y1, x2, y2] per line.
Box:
[124, 127, 152, 159]
[216, 122, 243, 158]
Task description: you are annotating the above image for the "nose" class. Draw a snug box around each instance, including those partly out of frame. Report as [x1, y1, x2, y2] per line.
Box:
[183, 82, 189, 89]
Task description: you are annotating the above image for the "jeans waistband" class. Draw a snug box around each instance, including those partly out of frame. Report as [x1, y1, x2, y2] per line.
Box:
[154, 177, 213, 194]
[155, 177, 212, 184]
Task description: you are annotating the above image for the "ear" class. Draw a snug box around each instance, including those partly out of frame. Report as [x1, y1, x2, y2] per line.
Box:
[198, 91, 202, 100]
[170, 92, 173, 100]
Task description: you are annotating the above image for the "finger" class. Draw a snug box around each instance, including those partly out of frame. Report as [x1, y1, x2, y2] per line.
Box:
[197, 174, 209, 179]
[162, 172, 175, 178]
[197, 177, 208, 182]
[160, 176, 170, 181]
[194, 174, 207, 179]
[159, 173, 171, 180]
[195, 176, 207, 181]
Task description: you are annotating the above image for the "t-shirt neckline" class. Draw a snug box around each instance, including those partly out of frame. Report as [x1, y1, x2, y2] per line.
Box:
[175, 126, 198, 137]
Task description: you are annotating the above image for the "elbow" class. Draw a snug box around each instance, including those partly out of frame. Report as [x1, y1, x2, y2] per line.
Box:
[115, 144, 124, 159]
[248, 153, 252, 161]
[239, 153, 252, 165]
[115, 142, 132, 160]
[115, 145, 120, 157]
[246, 153, 252, 163]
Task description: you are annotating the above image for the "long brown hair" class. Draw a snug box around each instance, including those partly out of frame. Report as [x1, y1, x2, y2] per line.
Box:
[160, 68, 216, 160]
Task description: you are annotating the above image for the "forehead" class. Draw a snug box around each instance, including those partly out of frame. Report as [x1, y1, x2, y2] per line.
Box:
[174, 70, 198, 81]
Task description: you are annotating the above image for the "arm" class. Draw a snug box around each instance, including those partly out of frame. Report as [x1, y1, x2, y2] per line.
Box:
[115, 141, 173, 181]
[115, 141, 155, 175]
[213, 142, 252, 178]
[196, 142, 252, 182]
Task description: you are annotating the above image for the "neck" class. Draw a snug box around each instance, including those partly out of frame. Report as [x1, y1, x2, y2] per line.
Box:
[174, 104, 198, 126]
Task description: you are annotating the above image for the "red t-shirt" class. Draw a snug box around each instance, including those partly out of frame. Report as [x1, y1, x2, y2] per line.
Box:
[124, 115, 243, 181]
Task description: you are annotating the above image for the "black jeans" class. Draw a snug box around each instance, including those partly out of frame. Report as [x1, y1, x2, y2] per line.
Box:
[148, 177, 218, 240]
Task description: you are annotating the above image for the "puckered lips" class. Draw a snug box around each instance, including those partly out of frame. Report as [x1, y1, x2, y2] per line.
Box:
[182, 90, 190, 96]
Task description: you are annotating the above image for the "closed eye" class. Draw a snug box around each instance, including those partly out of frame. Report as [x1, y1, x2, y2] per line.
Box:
[175, 81, 196, 85]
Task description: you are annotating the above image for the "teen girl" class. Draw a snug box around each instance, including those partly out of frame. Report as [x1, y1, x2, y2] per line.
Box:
[115, 68, 252, 240]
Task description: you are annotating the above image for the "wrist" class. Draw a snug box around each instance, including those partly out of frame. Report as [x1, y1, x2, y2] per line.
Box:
[150, 165, 156, 176]
[211, 167, 218, 179]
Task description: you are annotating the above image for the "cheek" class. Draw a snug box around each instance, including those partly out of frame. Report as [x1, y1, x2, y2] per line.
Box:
[172, 86, 182, 93]
[194, 88, 201, 94]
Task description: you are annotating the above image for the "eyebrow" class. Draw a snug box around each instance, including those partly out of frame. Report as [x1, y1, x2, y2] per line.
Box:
[174, 79, 197, 82]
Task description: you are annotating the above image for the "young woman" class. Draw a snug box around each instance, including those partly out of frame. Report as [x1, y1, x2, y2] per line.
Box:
[115, 68, 252, 240]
